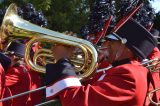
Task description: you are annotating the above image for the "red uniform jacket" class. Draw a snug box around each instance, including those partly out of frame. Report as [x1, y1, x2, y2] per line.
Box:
[83, 60, 110, 85]
[0, 64, 5, 100]
[0, 64, 12, 106]
[0, 64, 5, 106]
[5, 65, 31, 106]
[23, 43, 42, 105]
[28, 70, 42, 105]
[5, 65, 42, 106]
[46, 60, 151, 106]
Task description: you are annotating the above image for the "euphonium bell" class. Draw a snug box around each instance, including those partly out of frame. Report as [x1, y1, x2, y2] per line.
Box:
[0, 3, 98, 80]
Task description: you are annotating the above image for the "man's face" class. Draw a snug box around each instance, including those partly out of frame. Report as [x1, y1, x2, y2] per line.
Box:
[100, 40, 124, 63]
[51, 44, 74, 61]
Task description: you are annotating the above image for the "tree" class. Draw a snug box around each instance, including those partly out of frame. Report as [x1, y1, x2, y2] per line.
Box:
[0, 0, 91, 33]
[47, 0, 90, 33]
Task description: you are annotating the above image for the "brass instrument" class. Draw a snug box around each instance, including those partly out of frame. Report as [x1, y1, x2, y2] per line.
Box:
[33, 49, 55, 66]
[2, 3, 160, 106]
[142, 58, 160, 106]
[142, 58, 160, 72]
[33, 48, 88, 72]
[0, 3, 98, 80]
[148, 88, 160, 106]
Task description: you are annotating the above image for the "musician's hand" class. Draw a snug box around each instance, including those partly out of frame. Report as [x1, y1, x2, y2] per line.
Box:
[46, 58, 77, 85]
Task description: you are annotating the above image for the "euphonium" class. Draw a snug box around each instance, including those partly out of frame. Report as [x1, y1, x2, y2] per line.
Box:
[0, 3, 98, 80]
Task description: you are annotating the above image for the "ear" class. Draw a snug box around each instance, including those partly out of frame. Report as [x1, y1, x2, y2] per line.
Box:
[115, 42, 126, 59]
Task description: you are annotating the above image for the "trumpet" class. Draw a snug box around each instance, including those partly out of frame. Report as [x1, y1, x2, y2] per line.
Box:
[142, 58, 160, 106]
[0, 3, 98, 80]
[142, 58, 160, 72]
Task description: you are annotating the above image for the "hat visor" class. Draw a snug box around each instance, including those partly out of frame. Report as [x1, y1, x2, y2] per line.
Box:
[105, 34, 120, 41]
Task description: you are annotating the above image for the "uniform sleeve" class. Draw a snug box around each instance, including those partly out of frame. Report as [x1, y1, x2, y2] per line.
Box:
[47, 67, 137, 106]
[0, 64, 5, 99]
[148, 47, 160, 59]
[5, 67, 21, 86]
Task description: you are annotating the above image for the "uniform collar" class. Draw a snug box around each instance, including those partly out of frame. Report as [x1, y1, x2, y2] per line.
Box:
[112, 58, 131, 67]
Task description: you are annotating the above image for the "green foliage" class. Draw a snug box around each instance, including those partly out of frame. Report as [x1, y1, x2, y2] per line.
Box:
[0, 0, 52, 11]
[47, 0, 90, 33]
[0, 0, 159, 34]
[0, 0, 91, 34]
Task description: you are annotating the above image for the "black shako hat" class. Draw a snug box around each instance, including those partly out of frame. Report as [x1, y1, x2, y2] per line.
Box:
[6, 40, 25, 58]
[150, 29, 160, 37]
[106, 18, 157, 60]
[150, 29, 160, 43]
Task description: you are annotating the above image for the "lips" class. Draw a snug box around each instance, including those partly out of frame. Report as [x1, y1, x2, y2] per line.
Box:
[104, 50, 109, 59]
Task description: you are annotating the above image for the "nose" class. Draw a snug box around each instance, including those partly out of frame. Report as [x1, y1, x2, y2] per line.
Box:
[97, 46, 108, 53]
[98, 47, 108, 50]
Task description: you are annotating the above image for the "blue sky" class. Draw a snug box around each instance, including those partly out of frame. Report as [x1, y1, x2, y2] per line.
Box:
[150, 0, 160, 13]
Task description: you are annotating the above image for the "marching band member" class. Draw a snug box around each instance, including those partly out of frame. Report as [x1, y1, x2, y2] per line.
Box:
[5, 40, 31, 106]
[45, 18, 158, 106]
[5, 40, 42, 106]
